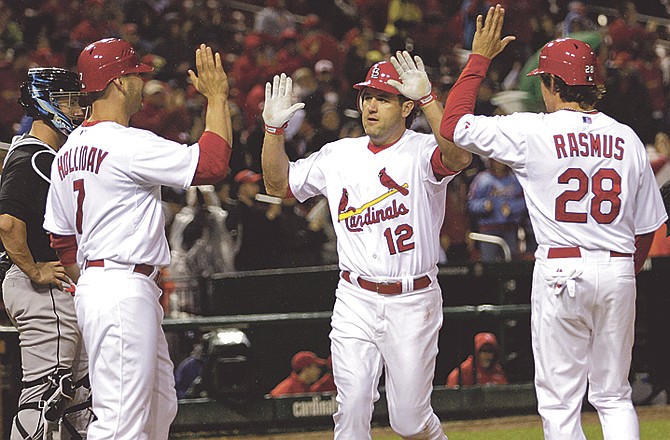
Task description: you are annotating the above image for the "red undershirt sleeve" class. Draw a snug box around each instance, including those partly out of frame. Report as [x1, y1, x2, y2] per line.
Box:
[431, 147, 458, 180]
[634, 231, 655, 274]
[192, 131, 232, 185]
[440, 54, 492, 141]
[50, 233, 78, 266]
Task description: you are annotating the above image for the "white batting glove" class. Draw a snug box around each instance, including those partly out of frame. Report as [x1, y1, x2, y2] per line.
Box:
[388, 51, 437, 107]
[262, 73, 305, 135]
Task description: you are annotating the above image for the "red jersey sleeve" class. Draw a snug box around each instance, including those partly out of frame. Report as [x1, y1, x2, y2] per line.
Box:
[192, 131, 232, 185]
[431, 147, 459, 179]
[50, 234, 78, 266]
[440, 54, 491, 141]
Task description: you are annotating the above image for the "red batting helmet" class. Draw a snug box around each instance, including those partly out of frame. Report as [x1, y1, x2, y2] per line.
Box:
[77, 38, 154, 92]
[353, 61, 402, 96]
[527, 38, 598, 86]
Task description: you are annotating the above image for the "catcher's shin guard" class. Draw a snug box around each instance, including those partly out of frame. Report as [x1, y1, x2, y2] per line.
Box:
[13, 369, 92, 440]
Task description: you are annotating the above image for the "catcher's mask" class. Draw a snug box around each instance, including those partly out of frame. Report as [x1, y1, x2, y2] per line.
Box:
[19, 67, 85, 136]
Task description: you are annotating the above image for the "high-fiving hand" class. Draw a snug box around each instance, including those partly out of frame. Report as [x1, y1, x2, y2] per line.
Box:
[263, 73, 305, 133]
[388, 51, 433, 103]
[472, 4, 515, 60]
[188, 44, 228, 100]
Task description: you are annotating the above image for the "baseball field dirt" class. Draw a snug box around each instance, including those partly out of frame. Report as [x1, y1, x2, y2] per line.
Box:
[174, 404, 670, 439]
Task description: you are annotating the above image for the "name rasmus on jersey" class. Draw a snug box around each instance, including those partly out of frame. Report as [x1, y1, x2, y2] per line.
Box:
[57, 146, 109, 180]
[553, 133, 624, 160]
[344, 199, 409, 232]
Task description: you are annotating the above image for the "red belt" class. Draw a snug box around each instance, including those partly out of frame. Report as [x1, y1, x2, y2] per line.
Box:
[547, 247, 632, 259]
[341, 270, 431, 295]
[85, 260, 157, 279]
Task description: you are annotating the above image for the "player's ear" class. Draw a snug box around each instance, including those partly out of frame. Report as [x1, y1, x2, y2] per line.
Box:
[401, 99, 415, 118]
[111, 77, 123, 92]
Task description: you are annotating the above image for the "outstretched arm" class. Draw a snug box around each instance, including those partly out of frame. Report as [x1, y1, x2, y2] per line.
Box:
[188, 44, 233, 185]
[261, 73, 305, 197]
[440, 5, 515, 141]
[388, 51, 472, 172]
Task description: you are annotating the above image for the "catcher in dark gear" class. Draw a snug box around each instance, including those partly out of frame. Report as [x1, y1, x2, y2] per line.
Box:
[0, 67, 92, 440]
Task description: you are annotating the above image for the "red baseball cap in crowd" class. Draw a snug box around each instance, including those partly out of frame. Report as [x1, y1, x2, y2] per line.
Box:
[234, 169, 262, 184]
[291, 351, 326, 373]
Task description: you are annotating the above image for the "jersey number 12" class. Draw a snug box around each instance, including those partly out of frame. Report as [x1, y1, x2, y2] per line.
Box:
[383, 224, 415, 255]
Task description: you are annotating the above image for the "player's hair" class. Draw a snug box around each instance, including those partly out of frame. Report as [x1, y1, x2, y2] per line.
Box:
[541, 73, 606, 109]
[79, 90, 103, 107]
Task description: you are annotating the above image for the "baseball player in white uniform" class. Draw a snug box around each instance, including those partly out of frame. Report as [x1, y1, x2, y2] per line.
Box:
[261, 52, 472, 439]
[440, 6, 668, 439]
[43, 38, 233, 439]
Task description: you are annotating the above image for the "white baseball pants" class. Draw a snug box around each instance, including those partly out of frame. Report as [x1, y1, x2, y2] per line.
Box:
[532, 247, 639, 440]
[330, 280, 447, 440]
[75, 265, 177, 440]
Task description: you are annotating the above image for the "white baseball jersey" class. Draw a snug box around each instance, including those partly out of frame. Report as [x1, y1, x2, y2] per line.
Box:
[289, 130, 454, 279]
[44, 120, 199, 267]
[452, 110, 668, 252]
[290, 129, 452, 440]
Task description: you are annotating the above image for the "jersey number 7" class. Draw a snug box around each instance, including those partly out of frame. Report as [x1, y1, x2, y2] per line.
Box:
[555, 167, 621, 224]
[73, 179, 85, 234]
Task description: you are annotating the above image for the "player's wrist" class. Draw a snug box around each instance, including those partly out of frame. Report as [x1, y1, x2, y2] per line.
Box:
[418, 91, 437, 107]
[264, 122, 288, 135]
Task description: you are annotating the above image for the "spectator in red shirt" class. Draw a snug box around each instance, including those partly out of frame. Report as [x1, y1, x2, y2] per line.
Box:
[447, 332, 508, 387]
[270, 351, 326, 397]
[308, 355, 336, 393]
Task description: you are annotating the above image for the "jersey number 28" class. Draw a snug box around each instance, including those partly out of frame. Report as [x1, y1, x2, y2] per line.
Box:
[555, 168, 621, 224]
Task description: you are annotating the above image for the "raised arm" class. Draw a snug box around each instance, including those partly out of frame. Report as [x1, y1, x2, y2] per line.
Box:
[188, 44, 233, 185]
[440, 5, 515, 141]
[188, 44, 231, 143]
[261, 73, 305, 197]
[388, 51, 472, 172]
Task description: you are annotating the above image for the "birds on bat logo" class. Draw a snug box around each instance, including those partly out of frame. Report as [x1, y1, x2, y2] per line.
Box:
[337, 168, 410, 218]
[378, 168, 408, 195]
[338, 188, 355, 214]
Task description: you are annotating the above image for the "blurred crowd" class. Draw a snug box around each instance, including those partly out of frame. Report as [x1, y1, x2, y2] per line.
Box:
[2, 0, 670, 281]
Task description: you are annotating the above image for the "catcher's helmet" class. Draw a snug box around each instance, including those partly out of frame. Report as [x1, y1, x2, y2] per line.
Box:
[77, 38, 153, 92]
[19, 67, 84, 135]
[527, 38, 598, 86]
[353, 61, 402, 95]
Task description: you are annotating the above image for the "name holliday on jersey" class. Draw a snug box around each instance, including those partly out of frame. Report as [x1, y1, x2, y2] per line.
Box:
[344, 199, 409, 232]
[56, 146, 109, 180]
[553, 133, 624, 160]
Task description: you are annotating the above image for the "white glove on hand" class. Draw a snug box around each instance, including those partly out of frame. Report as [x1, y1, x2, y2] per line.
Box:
[262, 73, 305, 134]
[388, 51, 435, 106]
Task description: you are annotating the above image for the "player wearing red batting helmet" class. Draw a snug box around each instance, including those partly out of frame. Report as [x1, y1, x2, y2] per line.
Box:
[262, 49, 471, 439]
[527, 37, 598, 86]
[77, 38, 154, 92]
[353, 60, 436, 129]
[354, 61, 403, 95]
[44, 38, 233, 440]
[441, 6, 666, 439]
